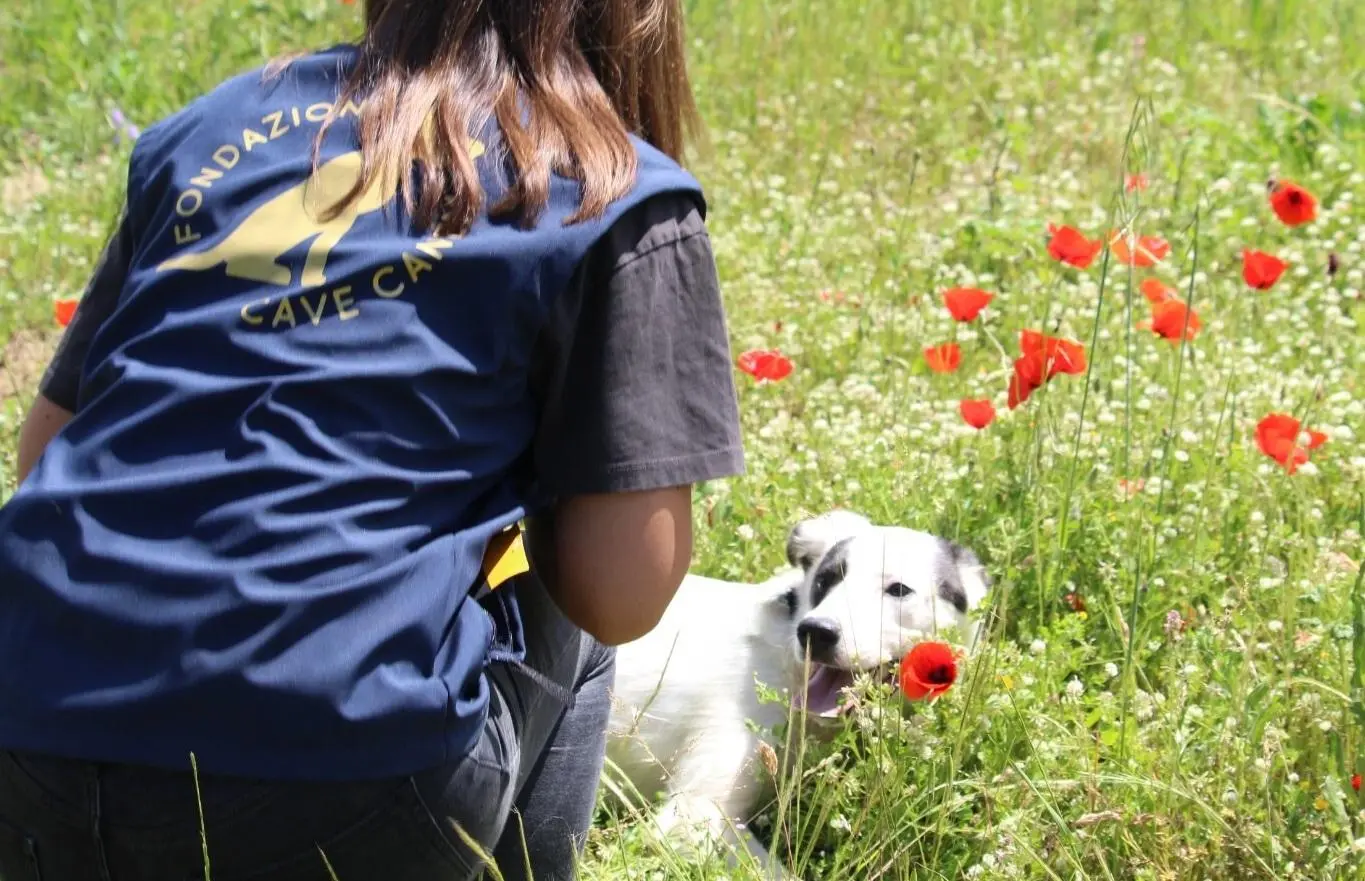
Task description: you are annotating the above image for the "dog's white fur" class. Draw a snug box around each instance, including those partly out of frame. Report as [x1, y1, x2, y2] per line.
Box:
[604, 510, 989, 876]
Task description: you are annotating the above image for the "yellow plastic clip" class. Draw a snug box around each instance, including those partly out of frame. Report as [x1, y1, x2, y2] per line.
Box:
[481, 523, 529, 591]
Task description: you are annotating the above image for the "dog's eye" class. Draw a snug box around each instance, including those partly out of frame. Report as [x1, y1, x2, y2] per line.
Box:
[884, 582, 913, 598]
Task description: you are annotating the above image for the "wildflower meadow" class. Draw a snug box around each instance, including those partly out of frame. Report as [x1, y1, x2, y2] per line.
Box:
[3, 1, 1364, 879]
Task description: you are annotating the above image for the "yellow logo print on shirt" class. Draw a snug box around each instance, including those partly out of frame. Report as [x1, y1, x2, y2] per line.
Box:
[158, 140, 486, 290]
[152, 102, 488, 331]
[159, 150, 386, 288]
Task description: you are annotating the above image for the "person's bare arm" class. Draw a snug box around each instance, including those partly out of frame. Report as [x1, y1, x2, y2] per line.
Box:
[16, 394, 74, 485]
[526, 487, 692, 646]
[526, 192, 744, 645]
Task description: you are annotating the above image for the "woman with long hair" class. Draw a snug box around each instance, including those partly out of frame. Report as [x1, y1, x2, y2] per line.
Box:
[0, 1, 743, 878]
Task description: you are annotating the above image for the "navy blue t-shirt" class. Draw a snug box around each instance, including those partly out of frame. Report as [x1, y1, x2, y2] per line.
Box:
[0, 47, 744, 780]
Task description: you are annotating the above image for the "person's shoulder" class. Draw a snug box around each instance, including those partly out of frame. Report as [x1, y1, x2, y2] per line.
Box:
[624, 134, 707, 219]
[541, 134, 707, 282]
[596, 189, 709, 276]
[135, 45, 358, 153]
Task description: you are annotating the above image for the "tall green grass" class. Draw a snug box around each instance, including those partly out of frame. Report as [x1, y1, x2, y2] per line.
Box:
[3, 1, 1364, 877]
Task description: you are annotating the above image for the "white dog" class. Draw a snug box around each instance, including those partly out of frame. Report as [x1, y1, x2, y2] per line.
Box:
[603, 510, 990, 876]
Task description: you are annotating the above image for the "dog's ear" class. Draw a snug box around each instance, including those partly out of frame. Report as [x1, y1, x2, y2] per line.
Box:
[937, 538, 993, 656]
[785, 525, 817, 571]
[757, 569, 806, 618]
[943, 538, 982, 571]
[786, 510, 872, 572]
[940, 538, 991, 610]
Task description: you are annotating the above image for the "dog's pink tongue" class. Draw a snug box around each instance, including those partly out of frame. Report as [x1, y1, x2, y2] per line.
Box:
[793, 666, 854, 716]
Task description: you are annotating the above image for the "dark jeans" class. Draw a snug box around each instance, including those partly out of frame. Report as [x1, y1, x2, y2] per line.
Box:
[0, 574, 616, 881]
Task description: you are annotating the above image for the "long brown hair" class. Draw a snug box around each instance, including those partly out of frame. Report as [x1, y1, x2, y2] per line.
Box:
[313, 0, 702, 237]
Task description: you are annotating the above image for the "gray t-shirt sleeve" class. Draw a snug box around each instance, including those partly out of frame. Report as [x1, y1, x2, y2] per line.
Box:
[40, 208, 133, 412]
[530, 190, 746, 498]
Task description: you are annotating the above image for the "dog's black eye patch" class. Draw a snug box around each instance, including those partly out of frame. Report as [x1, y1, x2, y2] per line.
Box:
[808, 538, 851, 607]
[780, 587, 798, 617]
[937, 578, 968, 614]
[884, 581, 913, 598]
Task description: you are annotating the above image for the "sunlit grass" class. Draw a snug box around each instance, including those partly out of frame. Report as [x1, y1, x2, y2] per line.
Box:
[3, 0, 1364, 878]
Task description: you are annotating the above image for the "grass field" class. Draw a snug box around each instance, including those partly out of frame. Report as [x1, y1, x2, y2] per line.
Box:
[3, 0, 1365, 878]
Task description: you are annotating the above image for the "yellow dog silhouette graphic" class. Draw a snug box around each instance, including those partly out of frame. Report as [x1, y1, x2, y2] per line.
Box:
[158, 140, 485, 288]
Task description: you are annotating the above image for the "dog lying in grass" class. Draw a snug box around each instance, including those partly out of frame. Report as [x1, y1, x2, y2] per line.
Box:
[603, 510, 990, 877]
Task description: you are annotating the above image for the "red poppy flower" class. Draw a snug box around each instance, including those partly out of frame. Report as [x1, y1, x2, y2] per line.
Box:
[1007, 354, 1045, 410]
[54, 298, 79, 327]
[1110, 231, 1171, 268]
[1047, 224, 1103, 269]
[923, 342, 962, 374]
[943, 288, 994, 322]
[1268, 181, 1317, 227]
[1019, 330, 1087, 378]
[737, 349, 794, 383]
[1140, 278, 1175, 304]
[959, 399, 996, 429]
[1125, 173, 1149, 193]
[898, 641, 958, 701]
[1007, 330, 1087, 409]
[1064, 592, 1087, 613]
[1242, 249, 1288, 291]
[1353, 774, 1362, 793]
[1255, 412, 1327, 474]
[1012, 350, 1047, 387]
[1147, 299, 1202, 342]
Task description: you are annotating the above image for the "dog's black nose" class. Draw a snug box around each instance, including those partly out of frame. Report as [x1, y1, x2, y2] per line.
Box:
[796, 617, 841, 663]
